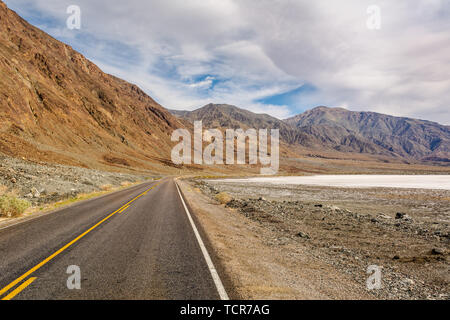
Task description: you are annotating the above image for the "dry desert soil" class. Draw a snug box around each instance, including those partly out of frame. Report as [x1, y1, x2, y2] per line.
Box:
[178, 177, 449, 300]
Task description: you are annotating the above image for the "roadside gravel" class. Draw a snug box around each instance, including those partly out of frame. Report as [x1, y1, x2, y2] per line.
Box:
[0, 154, 152, 205]
[193, 179, 449, 300]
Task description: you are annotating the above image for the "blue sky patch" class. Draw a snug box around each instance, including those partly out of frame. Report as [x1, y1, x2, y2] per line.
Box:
[257, 84, 317, 112]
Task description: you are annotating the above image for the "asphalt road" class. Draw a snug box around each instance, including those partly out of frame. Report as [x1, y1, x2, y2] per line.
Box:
[0, 178, 222, 300]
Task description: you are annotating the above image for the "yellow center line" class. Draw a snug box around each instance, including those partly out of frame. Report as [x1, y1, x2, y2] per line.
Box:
[1, 277, 37, 301]
[0, 181, 162, 299]
[118, 205, 130, 213]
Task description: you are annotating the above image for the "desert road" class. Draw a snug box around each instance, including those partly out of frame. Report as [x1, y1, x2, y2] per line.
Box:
[0, 179, 227, 300]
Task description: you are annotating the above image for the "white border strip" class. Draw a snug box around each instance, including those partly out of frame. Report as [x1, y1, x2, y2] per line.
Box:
[175, 181, 229, 300]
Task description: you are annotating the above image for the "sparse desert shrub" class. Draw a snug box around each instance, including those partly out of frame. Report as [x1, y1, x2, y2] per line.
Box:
[120, 181, 132, 187]
[215, 192, 233, 205]
[100, 184, 113, 191]
[0, 194, 31, 218]
[0, 185, 8, 195]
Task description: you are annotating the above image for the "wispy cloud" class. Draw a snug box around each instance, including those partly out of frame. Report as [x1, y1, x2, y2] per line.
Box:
[4, 0, 450, 123]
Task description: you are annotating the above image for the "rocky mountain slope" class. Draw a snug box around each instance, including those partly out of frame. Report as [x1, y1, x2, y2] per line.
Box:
[286, 107, 450, 161]
[170, 104, 307, 145]
[172, 104, 450, 163]
[0, 1, 185, 173]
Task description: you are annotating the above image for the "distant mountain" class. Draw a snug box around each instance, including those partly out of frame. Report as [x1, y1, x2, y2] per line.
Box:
[168, 109, 191, 118]
[170, 104, 284, 129]
[171, 104, 450, 163]
[286, 106, 450, 161]
[0, 1, 185, 171]
[170, 104, 315, 145]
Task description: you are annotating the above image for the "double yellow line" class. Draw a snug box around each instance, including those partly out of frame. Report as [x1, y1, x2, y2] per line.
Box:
[0, 181, 161, 300]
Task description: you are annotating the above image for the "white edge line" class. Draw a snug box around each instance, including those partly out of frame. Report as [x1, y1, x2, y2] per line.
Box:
[174, 180, 229, 300]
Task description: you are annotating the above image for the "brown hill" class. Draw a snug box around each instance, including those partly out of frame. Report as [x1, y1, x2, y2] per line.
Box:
[0, 1, 185, 173]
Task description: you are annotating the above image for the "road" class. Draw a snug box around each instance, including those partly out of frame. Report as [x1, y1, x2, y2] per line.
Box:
[0, 178, 226, 300]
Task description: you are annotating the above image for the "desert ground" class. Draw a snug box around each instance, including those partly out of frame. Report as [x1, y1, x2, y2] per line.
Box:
[178, 176, 449, 300]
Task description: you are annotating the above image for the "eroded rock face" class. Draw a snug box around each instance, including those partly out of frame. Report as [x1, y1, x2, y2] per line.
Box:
[285, 106, 450, 161]
[0, 1, 186, 170]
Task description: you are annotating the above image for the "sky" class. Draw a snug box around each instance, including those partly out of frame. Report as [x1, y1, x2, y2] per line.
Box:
[4, 0, 450, 123]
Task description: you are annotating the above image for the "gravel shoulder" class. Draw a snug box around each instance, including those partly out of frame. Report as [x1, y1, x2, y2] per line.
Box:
[0, 154, 154, 205]
[180, 178, 449, 300]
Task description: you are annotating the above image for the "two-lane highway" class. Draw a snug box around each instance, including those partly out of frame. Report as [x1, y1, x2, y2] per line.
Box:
[0, 178, 226, 300]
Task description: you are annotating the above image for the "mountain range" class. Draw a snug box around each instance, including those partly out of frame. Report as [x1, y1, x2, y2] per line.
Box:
[0, 0, 448, 176]
[171, 104, 450, 163]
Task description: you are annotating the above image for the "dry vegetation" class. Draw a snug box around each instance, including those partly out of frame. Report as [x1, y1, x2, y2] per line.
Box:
[0, 180, 142, 226]
[100, 184, 113, 191]
[215, 192, 233, 205]
[0, 185, 31, 218]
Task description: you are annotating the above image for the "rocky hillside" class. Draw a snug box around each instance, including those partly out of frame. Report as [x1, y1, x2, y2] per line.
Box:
[0, 1, 185, 173]
[170, 103, 316, 146]
[172, 104, 450, 163]
[286, 107, 450, 161]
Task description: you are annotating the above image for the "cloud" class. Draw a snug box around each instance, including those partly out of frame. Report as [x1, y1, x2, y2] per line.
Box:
[4, 0, 450, 123]
[187, 76, 215, 89]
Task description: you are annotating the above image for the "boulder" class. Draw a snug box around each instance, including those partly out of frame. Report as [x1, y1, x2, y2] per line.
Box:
[31, 187, 40, 198]
[431, 248, 445, 255]
[296, 231, 310, 239]
[395, 212, 412, 221]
